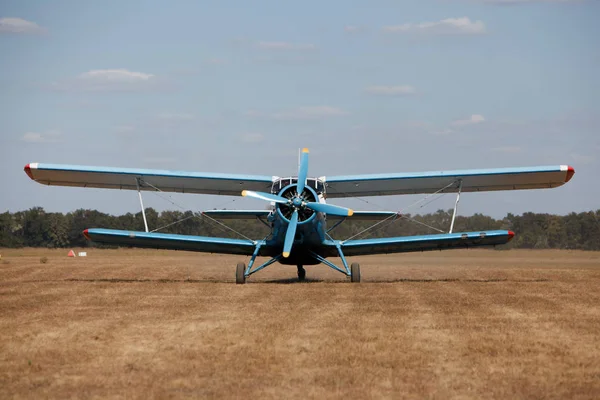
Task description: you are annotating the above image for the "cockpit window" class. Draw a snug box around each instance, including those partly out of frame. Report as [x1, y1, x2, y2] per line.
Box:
[272, 177, 325, 194]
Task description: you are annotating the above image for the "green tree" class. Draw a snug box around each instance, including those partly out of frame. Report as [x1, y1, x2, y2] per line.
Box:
[46, 213, 70, 248]
[2, 208, 600, 251]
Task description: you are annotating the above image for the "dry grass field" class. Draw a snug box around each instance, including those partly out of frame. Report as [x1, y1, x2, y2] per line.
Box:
[1, 248, 599, 399]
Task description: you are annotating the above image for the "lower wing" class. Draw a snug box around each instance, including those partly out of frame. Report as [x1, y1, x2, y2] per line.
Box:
[326, 210, 400, 221]
[84, 228, 513, 258]
[337, 230, 514, 256]
[83, 228, 269, 256]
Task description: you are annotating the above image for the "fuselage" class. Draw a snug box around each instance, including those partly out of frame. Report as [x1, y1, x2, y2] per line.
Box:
[265, 177, 331, 265]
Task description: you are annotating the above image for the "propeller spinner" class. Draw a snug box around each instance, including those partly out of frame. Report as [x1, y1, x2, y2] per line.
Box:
[241, 148, 353, 258]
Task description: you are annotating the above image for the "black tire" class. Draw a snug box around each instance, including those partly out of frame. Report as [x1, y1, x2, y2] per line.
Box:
[236, 262, 246, 284]
[297, 265, 306, 282]
[350, 263, 361, 283]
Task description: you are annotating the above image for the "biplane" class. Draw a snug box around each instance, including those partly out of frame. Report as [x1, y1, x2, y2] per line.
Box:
[24, 149, 575, 283]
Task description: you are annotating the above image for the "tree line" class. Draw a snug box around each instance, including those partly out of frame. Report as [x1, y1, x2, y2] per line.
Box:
[0, 207, 599, 250]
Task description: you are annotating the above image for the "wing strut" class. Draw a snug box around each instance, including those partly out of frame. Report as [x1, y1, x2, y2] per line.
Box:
[136, 178, 149, 232]
[449, 180, 463, 234]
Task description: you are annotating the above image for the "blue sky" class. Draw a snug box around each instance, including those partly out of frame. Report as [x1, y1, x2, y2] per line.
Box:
[1, 0, 598, 219]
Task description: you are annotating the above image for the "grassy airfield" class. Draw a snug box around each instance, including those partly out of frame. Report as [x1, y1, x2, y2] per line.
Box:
[1, 248, 599, 399]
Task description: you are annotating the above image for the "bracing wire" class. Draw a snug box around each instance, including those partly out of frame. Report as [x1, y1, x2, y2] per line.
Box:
[397, 181, 458, 214]
[150, 214, 195, 233]
[139, 180, 254, 242]
[336, 180, 459, 240]
[138, 176, 458, 243]
[342, 213, 399, 242]
[399, 215, 445, 233]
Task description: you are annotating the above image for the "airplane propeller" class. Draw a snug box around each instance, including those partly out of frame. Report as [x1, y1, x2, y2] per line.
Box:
[241, 148, 353, 258]
[241, 190, 288, 204]
[296, 149, 309, 194]
[283, 209, 298, 258]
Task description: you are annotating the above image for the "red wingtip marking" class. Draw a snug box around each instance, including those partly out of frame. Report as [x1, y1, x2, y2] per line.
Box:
[507, 231, 515, 241]
[24, 164, 34, 180]
[83, 229, 91, 240]
[565, 166, 575, 183]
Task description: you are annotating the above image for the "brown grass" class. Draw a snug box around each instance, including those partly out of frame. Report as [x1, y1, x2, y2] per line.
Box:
[1, 248, 599, 399]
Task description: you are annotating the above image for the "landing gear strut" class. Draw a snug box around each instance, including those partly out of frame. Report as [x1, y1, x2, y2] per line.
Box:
[297, 265, 306, 281]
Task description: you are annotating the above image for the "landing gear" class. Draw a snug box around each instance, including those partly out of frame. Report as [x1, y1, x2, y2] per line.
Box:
[236, 262, 246, 284]
[235, 245, 358, 284]
[297, 265, 306, 281]
[351, 263, 361, 283]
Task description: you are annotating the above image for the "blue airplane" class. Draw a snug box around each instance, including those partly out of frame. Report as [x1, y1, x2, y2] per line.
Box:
[24, 149, 575, 283]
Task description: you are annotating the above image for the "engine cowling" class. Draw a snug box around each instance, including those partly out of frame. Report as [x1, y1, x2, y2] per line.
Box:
[275, 184, 318, 223]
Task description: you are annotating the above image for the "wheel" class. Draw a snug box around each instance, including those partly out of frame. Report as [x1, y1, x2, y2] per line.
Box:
[350, 263, 361, 283]
[236, 262, 246, 284]
[297, 265, 306, 282]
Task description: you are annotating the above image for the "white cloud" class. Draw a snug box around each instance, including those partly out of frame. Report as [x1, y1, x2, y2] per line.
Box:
[240, 133, 265, 143]
[78, 69, 154, 82]
[255, 41, 316, 51]
[114, 125, 136, 134]
[171, 67, 200, 76]
[404, 120, 433, 129]
[0, 17, 45, 34]
[365, 85, 417, 95]
[21, 130, 61, 143]
[479, 0, 581, 4]
[383, 17, 486, 35]
[570, 153, 594, 165]
[451, 114, 486, 126]
[235, 39, 319, 64]
[49, 69, 166, 92]
[206, 58, 226, 65]
[492, 146, 523, 153]
[156, 112, 194, 121]
[344, 25, 366, 33]
[404, 115, 487, 135]
[252, 54, 315, 65]
[246, 106, 348, 120]
[432, 128, 454, 136]
[143, 157, 177, 165]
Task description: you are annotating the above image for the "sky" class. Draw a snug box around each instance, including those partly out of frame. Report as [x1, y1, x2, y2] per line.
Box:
[1, 0, 599, 220]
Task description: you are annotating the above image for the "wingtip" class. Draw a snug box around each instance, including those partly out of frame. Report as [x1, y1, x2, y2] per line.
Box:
[24, 163, 34, 180]
[241, 190, 248, 197]
[282, 252, 290, 258]
[565, 166, 575, 183]
[507, 231, 515, 241]
[302, 147, 309, 153]
[348, 209, 354, 217]
[83, 229, 91, 240]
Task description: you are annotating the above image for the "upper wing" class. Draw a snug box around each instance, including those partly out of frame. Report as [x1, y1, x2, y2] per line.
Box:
[323, 165, 575, 198]
[83, 228, 272, 256]
[337, 230, 514, 256]
[24, 163, 276, 196]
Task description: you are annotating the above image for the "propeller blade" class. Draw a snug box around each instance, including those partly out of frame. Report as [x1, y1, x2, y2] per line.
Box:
[305, 202, 354, 217]
[297, 148, 309, 194]
[282, 209, 299, 258]
[242, 190, 288, 204]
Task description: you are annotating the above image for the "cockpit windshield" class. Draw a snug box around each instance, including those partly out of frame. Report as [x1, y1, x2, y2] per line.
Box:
[272, 177, 325, 195]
